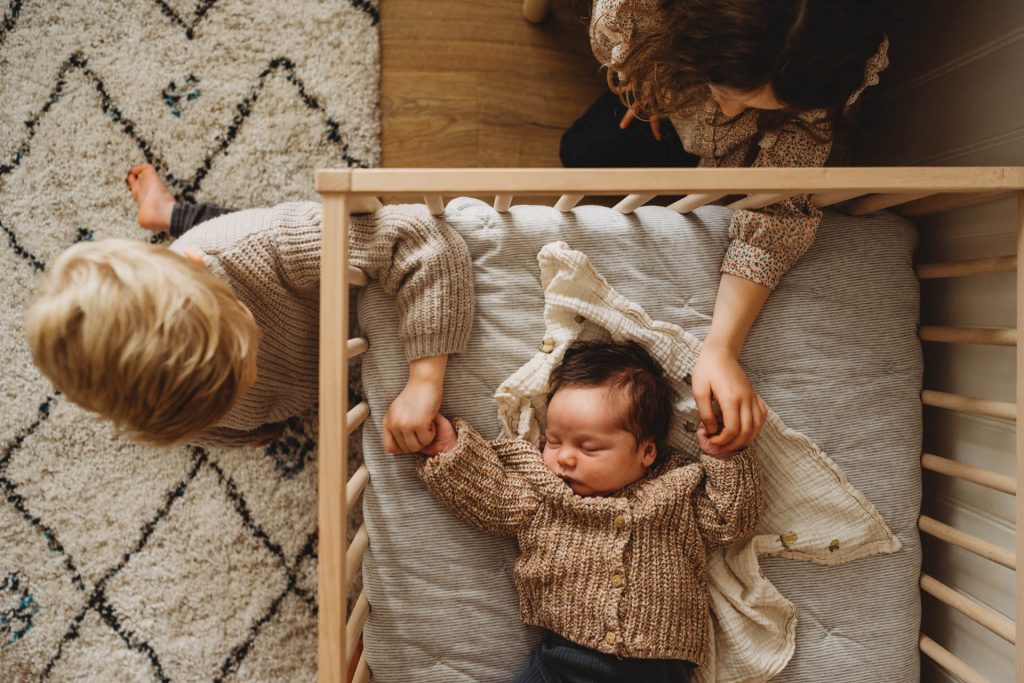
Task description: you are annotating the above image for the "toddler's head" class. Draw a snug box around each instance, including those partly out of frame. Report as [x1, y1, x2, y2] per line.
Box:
[24, 239, 260, 446]
[542, 340, 675, 497]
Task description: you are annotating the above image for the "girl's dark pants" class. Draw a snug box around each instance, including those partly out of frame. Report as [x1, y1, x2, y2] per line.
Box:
[560, 91, 700, 168]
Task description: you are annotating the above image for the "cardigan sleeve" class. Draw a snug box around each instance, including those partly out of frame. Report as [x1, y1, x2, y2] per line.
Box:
[693, 446, 764, 549]
[720, 125, 831, 290]
[417, 419, 542, 536]
[275, 203, 475, 361]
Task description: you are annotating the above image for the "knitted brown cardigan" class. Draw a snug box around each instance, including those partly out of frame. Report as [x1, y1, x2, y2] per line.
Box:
[417, 419, 764, 663]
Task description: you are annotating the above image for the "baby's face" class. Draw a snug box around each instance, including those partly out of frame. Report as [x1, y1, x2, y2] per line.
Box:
[542, 385, 656, 497]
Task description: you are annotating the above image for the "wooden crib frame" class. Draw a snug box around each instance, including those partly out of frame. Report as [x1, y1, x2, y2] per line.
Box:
[314, 166, 1024, 683]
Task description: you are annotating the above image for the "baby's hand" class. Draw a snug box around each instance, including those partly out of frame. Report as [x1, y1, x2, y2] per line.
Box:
[382, 376, 443, 453]
[697, 423, 735, 460]
[420, 414, 458, 456]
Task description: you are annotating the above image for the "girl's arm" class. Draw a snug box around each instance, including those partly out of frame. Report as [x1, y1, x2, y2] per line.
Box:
[693, 282, 769, 452]
[696, 126, 830, 449]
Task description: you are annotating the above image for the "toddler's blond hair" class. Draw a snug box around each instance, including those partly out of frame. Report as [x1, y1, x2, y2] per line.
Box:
[24, 239, 260, 445]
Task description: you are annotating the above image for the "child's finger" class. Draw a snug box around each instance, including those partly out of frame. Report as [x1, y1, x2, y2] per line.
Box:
[413, 424, 434, 450]
[752, 397, 766, 435]
[710, 398, 739, 445]
[382, 428, 399, 454]
[694, 387, 717, 435]
[619, 106, 637, 129]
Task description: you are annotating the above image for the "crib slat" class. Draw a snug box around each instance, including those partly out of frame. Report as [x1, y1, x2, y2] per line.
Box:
[667, 193, 726, 214]
[726, 192, 795, 211]
[493, 194, 514, 212]
[347, 465, 370, 514]
[352, 650, 370, 683]
[424, 194, 445, 215]
[348, 266, 369, 287]
[844, 192, 934, 216]
[346, 337, 370, 359]
[347, 401, 370, 434]
[920, 573, 1015, 644]
[346, 591, 370, 665]
[919, 515, 1016, 570]
[810, 190, 866, 208]
[916, 255, 1017, 280]
[349, 196, 383, 214]
[920, 634, 990, 683]
[919, 326, 1017, 347]
[554, 193, 584, 212]
[922, 389, 1016, 421]
[921, 453, 1016, 495]
[613, 194, 656, 214]
[347, 525, 369, 589]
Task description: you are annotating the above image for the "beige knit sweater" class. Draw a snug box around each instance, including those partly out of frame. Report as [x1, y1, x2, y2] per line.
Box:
[417, 419, 764, 663]
[170, 202, 475, 447]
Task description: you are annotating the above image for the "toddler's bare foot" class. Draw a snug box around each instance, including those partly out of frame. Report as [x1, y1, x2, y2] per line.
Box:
[126, 164, 175, 232]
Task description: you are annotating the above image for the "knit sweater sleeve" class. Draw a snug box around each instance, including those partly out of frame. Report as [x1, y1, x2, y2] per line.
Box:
[721, 126, 830, 290]
[417, 419, 541, 536]
[693, 446, 764, 549]
[275, 203, 475, 361]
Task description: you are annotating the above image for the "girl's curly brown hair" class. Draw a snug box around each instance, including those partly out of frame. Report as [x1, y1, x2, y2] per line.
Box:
[595, 0, 892, 143]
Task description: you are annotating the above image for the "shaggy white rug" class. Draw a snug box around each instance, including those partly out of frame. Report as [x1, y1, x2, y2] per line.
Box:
[0, 1, 378, 680]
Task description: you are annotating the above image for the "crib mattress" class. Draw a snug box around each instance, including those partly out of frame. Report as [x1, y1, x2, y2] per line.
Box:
[355, 198, 922, 682]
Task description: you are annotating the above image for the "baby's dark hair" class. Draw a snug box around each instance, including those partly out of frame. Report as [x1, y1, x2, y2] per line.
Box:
[600, 0, 893, 142]
[548, 340, 676, 463]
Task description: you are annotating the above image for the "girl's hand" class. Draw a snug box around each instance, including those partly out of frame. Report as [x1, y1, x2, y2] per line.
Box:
[420, 414, 458, 456]
[619, 105, 662, 140]
[691, 344, 767, 452]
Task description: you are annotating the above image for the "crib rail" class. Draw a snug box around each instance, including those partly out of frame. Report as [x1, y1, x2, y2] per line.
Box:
[315, 168, 1024, 683]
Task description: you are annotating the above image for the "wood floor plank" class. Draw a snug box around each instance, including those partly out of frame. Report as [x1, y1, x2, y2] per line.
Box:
[382, 0, 606, 167]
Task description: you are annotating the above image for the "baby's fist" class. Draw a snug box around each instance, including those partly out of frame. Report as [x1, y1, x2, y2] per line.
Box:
[698, 422, 735, 460]
[420, 415, 457, 456]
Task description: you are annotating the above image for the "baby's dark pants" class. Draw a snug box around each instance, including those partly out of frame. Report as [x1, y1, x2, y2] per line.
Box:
[513, 631, 694, 683]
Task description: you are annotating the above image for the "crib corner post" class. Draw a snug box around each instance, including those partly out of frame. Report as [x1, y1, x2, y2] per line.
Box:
[1016, 189, 1024, 683]
[317, 174, 352, 683]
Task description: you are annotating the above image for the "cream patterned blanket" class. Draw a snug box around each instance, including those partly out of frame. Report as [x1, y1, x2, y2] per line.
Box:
[494, 242, 902, 682]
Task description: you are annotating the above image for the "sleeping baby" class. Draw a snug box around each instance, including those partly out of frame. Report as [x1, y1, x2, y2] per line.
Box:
[413, 339, 764, 682]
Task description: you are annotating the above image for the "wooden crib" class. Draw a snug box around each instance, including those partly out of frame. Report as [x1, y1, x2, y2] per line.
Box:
[313, 166, 1024, 683]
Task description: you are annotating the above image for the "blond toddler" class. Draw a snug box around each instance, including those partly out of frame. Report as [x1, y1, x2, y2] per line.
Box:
[24, 165, 474, 450]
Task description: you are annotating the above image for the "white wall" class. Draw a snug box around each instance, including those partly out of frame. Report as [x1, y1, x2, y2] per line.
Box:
[860, 1, 1023, 680]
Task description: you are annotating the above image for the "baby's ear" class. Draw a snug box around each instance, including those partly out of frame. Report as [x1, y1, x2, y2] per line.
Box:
[641, 440, 657, 467]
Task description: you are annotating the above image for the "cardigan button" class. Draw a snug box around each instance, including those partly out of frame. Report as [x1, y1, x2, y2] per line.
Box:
[611, 573, 624, 588]
[613, 515, 626, 530]
[540, 338, 555, 353]
[605, 630, 617, 646]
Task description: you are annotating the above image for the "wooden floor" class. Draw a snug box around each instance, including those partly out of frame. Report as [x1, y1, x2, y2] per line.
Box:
[380, 1, 607, 168]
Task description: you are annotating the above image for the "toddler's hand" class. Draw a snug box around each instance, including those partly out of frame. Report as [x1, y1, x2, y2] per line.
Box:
[691, 345, 767, 452]
[420, 414, 457, 456]
[382, 376, 443, 453]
